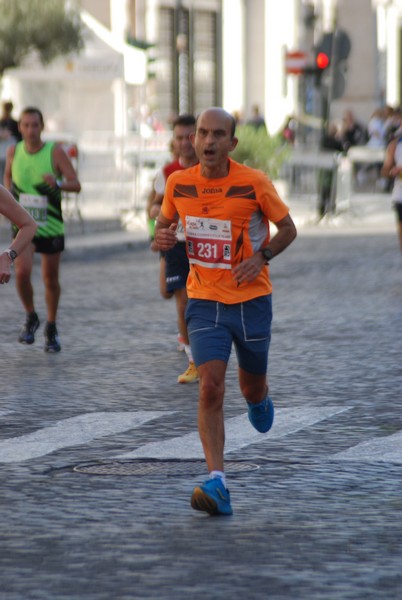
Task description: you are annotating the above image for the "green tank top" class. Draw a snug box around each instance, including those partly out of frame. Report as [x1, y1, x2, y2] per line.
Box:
[12, 141, 64, 238]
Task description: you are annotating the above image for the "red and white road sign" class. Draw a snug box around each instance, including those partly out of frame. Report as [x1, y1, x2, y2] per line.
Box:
[285, 51, 308, 75]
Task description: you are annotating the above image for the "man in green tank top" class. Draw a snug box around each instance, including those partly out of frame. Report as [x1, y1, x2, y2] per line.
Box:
[4, 107, 81, 352]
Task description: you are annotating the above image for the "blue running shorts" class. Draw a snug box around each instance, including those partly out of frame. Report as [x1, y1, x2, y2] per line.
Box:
[165, 242, 189, 292]
[186, 295, 272, 375]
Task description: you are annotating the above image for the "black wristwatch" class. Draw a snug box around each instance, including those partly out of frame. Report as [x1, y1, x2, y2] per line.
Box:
[260, 247, 274, 264]
[6, 248, 18, 263]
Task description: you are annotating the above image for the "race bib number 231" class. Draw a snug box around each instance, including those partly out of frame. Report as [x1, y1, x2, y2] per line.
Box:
[185, 216, 232, 269]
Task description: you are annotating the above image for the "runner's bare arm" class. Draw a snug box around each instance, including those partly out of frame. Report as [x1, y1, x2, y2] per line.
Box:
[154, 212, 178, 251]
[43, 145, 81, 193]
[3, 145, 16, 190]
[149, 192, 164, 219]
[233, 214, 297, 285]
[381, 139, 398, 178]
[0, 186, 38, 283]
[267, 214, 297, 256]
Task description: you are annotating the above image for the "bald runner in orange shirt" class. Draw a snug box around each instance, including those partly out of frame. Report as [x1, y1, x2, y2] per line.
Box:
[162, 158, 289, 302]
[155, 107, 297, 516]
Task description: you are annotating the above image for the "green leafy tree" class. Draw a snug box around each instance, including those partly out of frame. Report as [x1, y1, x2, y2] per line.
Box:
[0, 0, 84, 76]
[231, 125, 291, 180]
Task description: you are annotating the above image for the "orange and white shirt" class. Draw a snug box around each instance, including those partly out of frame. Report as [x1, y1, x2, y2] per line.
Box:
[161, 158, 289, 304]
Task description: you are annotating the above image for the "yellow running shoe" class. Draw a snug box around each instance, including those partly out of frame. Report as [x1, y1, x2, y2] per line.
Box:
[177, 361, 199, 384]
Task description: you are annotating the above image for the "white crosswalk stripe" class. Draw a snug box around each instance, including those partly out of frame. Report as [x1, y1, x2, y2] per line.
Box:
[3, 405, 402, 465]
[0, 411, 174, 464]
[116, 406, 351, 460]
[334, 431, 402, 463]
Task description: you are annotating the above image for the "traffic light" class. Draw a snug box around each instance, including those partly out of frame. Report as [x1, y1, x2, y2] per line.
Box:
[314, 30, 351, 99]
[316, 52, 330, 70]
[314, 50, 330, 86]
[313, 32, 332, 86]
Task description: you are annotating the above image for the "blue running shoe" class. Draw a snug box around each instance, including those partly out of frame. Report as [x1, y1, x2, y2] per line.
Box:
[247, 395, 274, 433]
[18, 311, 40, 344]
[44, 322, 61, 353]
[191, 477, 233, 516]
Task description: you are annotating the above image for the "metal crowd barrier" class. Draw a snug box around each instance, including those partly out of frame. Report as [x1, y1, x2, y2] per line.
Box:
[282, 145, 388, 217]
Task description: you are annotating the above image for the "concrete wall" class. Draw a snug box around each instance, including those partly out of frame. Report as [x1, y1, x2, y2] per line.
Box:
[1, 0, 395, 140]
[244, 0, 266, 120]
[81, 0, 111, 28]
[332, 0, 378, 123]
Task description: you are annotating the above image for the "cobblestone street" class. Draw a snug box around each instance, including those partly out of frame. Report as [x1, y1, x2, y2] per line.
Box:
[0, 222, 401, 599]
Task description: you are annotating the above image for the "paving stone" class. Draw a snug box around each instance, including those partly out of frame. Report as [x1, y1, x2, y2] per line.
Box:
[0, 216, 401, 599]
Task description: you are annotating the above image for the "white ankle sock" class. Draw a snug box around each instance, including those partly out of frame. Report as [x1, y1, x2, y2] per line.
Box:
[209, 470, 226, 488]
[184, 344, 193, 363]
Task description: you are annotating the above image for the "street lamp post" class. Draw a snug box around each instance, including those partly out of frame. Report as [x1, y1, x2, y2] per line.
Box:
[175, 0, 190, 115]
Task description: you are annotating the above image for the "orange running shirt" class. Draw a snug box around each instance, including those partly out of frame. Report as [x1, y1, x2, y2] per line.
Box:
[161, 158, 289, 303]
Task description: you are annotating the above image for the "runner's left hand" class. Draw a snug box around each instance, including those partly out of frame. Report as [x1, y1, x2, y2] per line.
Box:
[232, 253, 265, 285]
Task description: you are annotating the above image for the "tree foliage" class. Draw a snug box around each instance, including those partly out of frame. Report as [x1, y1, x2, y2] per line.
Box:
[230, 125, 291, 180]
[0, 0, 84, 76]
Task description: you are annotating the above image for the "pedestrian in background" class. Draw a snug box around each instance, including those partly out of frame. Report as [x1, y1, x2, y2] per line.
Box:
[339, 109, 367, 151]
[340, 109, 368, 188]
[381, 129, 402, 252]
[146, 137, 179, 242]
[0, 185, 37, 284]
[149, 114, 199, 384]
[367, 107, 386, 148]
[246, 104, 267, 131]
[383, 105, 402, 146]
[0, 101, 21, 142]
[3, 106, 81, 352]
[0, 101, 22, 186]
[155, 107, 297, 516]
[318, 122, 343, 218]
[280, 115, 297, 145]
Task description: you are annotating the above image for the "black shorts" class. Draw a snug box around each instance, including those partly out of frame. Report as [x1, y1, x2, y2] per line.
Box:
[394, 202, 402, 223]
[13, 229, 65, 254]
[165, 242, 189, 292]
[33, 235, 65, 254]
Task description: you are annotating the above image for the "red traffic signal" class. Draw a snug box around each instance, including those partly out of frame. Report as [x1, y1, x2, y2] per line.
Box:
[316, 52, 330, 70]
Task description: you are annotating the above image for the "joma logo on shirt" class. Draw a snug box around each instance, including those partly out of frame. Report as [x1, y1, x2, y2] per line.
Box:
[202, 187, 222, 194]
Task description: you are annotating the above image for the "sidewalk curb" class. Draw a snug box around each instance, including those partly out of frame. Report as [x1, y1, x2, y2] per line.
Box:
[63, 230, 150, 261]
[1, 199, 396, 261]
[0, 223, 151, 261]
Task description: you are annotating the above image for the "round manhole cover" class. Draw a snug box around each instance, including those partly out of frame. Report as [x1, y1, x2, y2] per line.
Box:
[73, 460, 260, 476]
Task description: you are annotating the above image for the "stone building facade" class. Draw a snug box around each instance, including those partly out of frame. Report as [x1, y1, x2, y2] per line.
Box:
[1, 0, 401, 137]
